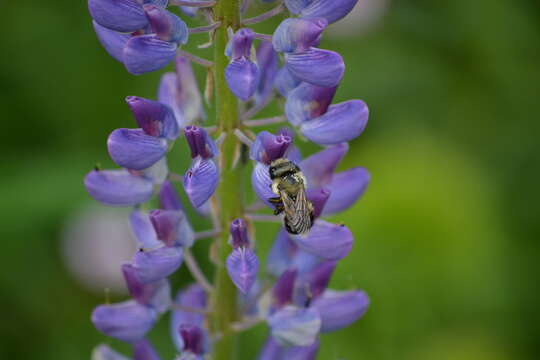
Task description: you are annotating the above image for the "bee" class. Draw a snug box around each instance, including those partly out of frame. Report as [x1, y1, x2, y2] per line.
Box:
[268, 158, 314, 235]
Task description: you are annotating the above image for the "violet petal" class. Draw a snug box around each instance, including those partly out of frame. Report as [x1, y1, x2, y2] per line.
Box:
[92, 344, 130, 360]
[285, 82, 337, 126]
[322, 167, 370, 215]
[183, 158, 219, 208]
[125, 96, 178, 140]
[266, 228, 298, 277]
[88, 0, 147, 33]
[301, 0, 358, 24]
[133, 339, 160, 360]
[250, 131, 292, 165]
[84, 169, 154, 206]
[312, 290, 369, 332]
[306, 187, 330, 218]
[273, 268, 298, 308]
[229, 28, 255, 59]
[275, 66, 301, 97]
[273, 18, 327, 53]
[184, 125, 216, 159]
[300, 143, 348, 187]
[230, 218, 250, 249]
[282, 339, 320, 360]
[284, 0, 313, 14]
[300, 100, 369, 145]
[149, 209, 195, 247]
[255, 41, 278, 104]
[159, 180, 184, 211]
[129, 209, 160, 249]
[290, 220, 353, 260]
[131, 245, 183, 283]
[258, 337, 284, 360]
[226, 247, 259, 294]
[251, 162, 274, 207]
[171, 284, 207, 351]
[144, 5, 188, 45]
[91, 300, 157, 343]
[124, 34, 177, 75]
[285, 48, 344, 87]
[225, 58, 260, 101]
[179, 324, 206, 355]
[268, 305, 321, 347]
[107, 128, 168, 170]
[92, 21, 130, 62]
[157, 72, 187, 128]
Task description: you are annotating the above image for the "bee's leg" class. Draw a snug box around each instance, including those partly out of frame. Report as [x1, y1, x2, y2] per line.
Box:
[268, 197, 281, 204]
[273, 203, 285, 215]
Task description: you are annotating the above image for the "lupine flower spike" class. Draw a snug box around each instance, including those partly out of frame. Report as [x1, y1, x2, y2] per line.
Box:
[85, 0, 373, 358]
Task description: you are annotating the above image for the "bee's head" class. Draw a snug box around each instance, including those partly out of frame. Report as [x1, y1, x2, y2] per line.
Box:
[269, 158, 298, 180]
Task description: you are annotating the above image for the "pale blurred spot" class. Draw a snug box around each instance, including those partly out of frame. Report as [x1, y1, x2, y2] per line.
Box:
[327, 0, 390, 37]
[62, 206, 137, 295]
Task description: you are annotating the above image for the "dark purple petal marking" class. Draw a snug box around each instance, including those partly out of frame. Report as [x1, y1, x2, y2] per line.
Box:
[144, 5, 189, 45]
[107, 128, 168, 170]
[184, 125, 216, 159]
[88, 0, 147, 33]
[92, 21, 130, 62]
[306, 187, 330, 218]
[230, 218, 250, 248]
[249, 131, 292, 165]
[84, 169, 154, 206]
[179, 324, 206, 355]
[91, 300, 157, 343]
[124, 34, 177, 75]
[149, 209, 195, 247]
[290, 220, 353, 260]
[300, 100, 369, 145]
[285, 48, 344, 87]
[322, 167, 370, 215]
[126, 96, 179, 140]
[183, 158, 219, 207]
[312, 290, 369, 332]
[273, 268, 298, 308]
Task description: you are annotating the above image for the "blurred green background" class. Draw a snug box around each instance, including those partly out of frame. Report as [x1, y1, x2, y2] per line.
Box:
[1, 0, 539, 359]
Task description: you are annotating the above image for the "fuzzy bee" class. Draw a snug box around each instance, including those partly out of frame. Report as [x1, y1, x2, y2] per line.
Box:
[268, 158, 314, 235]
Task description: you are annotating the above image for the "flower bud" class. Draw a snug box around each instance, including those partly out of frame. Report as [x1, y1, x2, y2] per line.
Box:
[230, 218, 250, 249]
[184, 126, 216, 159]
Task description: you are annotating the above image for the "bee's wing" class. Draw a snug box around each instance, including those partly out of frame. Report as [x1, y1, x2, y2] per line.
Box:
[280, 186, 313, 235]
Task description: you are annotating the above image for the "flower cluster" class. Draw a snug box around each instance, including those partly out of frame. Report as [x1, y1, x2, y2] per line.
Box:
[85, 0, 371, 359]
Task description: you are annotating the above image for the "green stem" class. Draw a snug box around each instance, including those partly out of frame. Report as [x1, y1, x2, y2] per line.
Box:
[209, 1, 242, 359]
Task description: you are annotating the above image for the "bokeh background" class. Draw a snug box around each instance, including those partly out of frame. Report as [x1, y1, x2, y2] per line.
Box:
[1, 0, 539, 359]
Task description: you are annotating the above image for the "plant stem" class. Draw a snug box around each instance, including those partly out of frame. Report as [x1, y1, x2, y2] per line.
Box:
[209, 1, 242, 359]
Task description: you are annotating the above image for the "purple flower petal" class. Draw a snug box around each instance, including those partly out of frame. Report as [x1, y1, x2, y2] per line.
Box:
[184, 125, 216, 159]
[92, 344, 130, 360]
[273, 268, 298, 308]
[273, 18, 327, 53]
[285, 48, 344, 87]
[251, 162, 274, 206]
[258, 337, 284, 360]
[229, 28, 255, 59]
[107, 128, 168, 170]
[88, 0, 147, 33]
[91, 300, 157, 343]
[183, 158, 219, 208]
[133, 339, 160, 360]
[300, 143, 348, 187]
[312, 290, 369, 332]
[275, 66, 301, 97]
[306, 187, 330, 218]
[284, 0, 313, 14]
[141, 157, 169, 184]
[125, 96, 178, 140]
[158, 72, 187, 127]
[225, 58, 259, 101]
[131, 245, 183, 283]
[179, 324, 206, 355]
[159, 180, 184, 211]
[124, 34, 177, 75]
[255, 41, 278, 104]
[92, 21, 130, 62]
[149, 209, 195, 247]
[267, 228, 298, 277]
[322, 167, 370, 215]
[144, 5, 188, 45]
[282, 340, 320, 360]
[300, 260, 336, 300]
[268, 305, 321, 347]
[300, 100, 369, 145]
[226, 247, 259, 294]
[250, 131, 292, 165]
[230, 218, 250, 249]
[129, 209, 160, 248]
[285, 82, 337, 126]
[84, 169, 154, 206]
[290, 249, 321, 275]
[301, 0, 358, 24]
[171, 284, 207, 351]
[290, 220, 353, 260]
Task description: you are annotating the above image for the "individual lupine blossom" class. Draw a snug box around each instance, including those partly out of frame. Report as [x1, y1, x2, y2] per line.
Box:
[85, 0, 372, 359]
